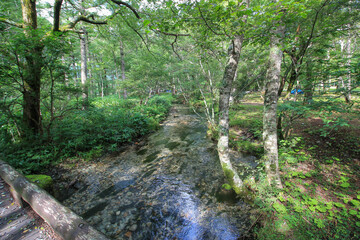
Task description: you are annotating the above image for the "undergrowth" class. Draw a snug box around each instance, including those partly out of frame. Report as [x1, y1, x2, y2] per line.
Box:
[0, 94, 173, 174]
[228, 97, 360, 239]
[254, 137, 360, 239]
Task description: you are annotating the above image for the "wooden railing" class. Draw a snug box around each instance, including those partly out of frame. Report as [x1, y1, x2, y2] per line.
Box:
[0, 160, 108, 240]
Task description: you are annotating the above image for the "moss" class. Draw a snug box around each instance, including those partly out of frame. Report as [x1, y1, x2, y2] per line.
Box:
[25, 174, 53, 191]
[221, 162, 242, 194]
[222, 183, 232, 190]
[221, 162, 255, 202]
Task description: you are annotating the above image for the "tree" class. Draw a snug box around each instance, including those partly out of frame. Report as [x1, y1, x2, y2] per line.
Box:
[20, 0, 43, 135]
[0, 0, 140, 135]
[218, 35, 246, 194]
[79, 28, 89, 108]
[262, 1, 284, 188]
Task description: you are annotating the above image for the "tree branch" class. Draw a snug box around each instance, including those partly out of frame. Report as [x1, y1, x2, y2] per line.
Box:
[155, 30, 190, 37]
[0, 18, 23, 28]
[64, 15, 107, 30]
[119, 13, 154, 55]
[197, 3, 223, 36]
[171, 35, 182, 60]
[109, 0, 141, 19]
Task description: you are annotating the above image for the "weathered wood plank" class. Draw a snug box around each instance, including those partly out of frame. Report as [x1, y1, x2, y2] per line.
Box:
[0, 160, 108, 240]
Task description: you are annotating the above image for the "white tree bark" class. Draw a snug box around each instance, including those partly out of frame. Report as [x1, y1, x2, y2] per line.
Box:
[218, 35, 245, 194]
[263, 14, 285, 188]
[80, 28, 88, 108]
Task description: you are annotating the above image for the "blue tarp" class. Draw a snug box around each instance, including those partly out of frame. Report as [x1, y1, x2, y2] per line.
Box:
[291, 89, 304, 94]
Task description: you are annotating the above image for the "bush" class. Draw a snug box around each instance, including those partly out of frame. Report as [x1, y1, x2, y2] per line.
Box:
[148, 94, 172, 110]
[0, 95, 173, 174]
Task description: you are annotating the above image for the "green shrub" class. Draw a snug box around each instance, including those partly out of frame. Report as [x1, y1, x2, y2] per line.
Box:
[0, 95, 172, 173]
[148, 94, 173, 110]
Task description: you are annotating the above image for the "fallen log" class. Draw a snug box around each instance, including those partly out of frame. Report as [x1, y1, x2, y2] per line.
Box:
[0, 160, 108, 240]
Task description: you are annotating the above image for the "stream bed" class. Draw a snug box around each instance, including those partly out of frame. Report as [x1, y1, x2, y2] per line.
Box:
[60, 105, 258, 239]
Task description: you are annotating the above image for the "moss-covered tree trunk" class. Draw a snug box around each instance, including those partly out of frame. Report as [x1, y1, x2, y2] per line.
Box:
[218, 35, 245, 194]
[21, 0, 43, 135]
[263, 14, 284, 188]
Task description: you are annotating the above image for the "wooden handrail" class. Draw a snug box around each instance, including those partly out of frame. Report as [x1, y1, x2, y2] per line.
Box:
[0, 160, 108, 240]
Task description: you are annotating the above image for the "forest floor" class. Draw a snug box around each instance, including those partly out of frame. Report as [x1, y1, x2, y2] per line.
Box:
[0, 178, 61, 240]
[229, 92, 360, 239]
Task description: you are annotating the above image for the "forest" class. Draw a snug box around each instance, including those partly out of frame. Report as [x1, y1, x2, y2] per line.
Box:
[0, 0, 359, 239]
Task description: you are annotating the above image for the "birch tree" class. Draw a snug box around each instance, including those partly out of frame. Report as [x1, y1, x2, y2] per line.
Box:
[218, 35, 246, 194]
[263, 2, 285, 188]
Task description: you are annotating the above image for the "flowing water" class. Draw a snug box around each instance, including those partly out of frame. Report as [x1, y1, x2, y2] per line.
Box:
[61, 105, 258, 239]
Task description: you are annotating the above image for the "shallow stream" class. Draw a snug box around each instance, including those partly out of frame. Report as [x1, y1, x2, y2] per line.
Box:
[61, 105, 258, 239]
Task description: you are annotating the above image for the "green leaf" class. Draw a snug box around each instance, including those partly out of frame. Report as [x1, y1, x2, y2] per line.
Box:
[308, 198, 319, 206]
[316, 205, 327, 213]
[340, 182, 350, 188]
[222, 183, 232, 190]
[143, 20, 151, 27]
[294, 205, 303, 212]
[334, 202, 345, 208]
[314, 219, 325, 228]
[273, 202, 287, 214]
[349, 209, 358, 216]
[351, 200, 360, 207]
[326, 202, 333, 210]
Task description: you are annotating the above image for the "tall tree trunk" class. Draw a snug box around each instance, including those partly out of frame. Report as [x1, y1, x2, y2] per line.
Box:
[345, 29, 352, 103]
[304, 60, 313, 104]
[62, 56, 71, 100]
[87, 52, 94, 98]
[80, 28, 88, 109]
[263, 15, 284, 188]
[120, 39, 127, 99]
[218, 35, 245, 194]
[21, 0, 43, 135]
[103, 68, 108, 96]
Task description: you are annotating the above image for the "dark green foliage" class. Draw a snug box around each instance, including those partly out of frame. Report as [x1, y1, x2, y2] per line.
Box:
[136, 94, 173, 122]
[148, 94, 173, 110]
[51, 107, 149, 153]
[278, 98, 353, 139]
[0, 95, 172, 174]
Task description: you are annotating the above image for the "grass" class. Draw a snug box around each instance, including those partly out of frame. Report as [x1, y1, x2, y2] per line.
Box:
[229, 92, 360, 239]
[229, 103, 263, 156]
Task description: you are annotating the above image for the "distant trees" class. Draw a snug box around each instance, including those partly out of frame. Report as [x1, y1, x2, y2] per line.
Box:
[0, 0, 140, 135]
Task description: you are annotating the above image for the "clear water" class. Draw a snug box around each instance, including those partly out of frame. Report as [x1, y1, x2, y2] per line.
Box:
[62, 105, 257, 239]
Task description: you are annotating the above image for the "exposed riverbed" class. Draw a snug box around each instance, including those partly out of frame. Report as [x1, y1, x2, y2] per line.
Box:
[59, 105, 258, 239]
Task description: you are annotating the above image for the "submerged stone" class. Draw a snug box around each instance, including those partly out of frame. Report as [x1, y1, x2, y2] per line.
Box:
[81, 201, 108, 219]
[136, 149, 148, 155]
[165, 142, 180, 150]
[143, 151, 160, 163]
[215, 187, 238, 204]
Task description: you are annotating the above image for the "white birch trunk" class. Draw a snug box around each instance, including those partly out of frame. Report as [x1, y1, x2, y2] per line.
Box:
[263, 16, 284, 188]
[218, 35, 245, 194]
[80, 28, 88, 108]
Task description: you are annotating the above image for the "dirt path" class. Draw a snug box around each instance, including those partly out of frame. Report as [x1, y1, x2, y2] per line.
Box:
[0, 178, 60, 240]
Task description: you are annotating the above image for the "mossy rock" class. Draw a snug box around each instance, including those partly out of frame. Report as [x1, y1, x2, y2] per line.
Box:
[25, 174, 53, 192]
